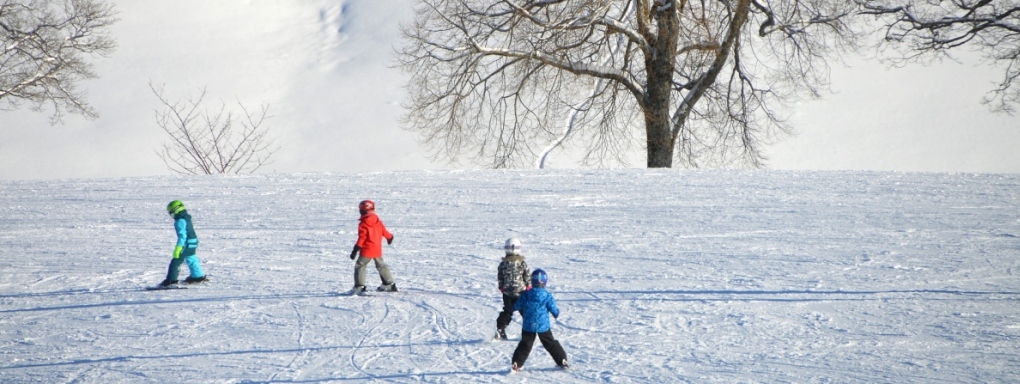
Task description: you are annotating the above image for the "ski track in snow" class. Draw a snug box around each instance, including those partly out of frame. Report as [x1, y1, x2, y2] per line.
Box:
[1, 170, 1019, 383]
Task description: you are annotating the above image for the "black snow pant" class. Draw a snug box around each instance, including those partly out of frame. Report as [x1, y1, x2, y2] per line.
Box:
[511, 330, 567, 368]
[496, 293, 519, 330]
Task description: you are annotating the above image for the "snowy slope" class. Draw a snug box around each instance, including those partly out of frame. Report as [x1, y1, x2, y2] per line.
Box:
[1, 170, 1019, 382]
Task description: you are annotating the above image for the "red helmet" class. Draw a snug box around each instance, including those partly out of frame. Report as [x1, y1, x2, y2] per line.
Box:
[358, 200, 375, 212]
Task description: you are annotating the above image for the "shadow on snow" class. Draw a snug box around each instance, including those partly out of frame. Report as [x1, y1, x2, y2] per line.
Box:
[0, 288, 489, 314]
[1, 339, 492, 371]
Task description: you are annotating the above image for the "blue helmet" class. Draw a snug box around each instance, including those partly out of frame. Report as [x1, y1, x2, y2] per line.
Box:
[531, 269, 548, 287]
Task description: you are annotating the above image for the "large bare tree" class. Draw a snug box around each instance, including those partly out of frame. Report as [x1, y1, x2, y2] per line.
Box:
[0, 0, 116, 123]
[399, 0, 861, 168]
[860, 0, 1020, 113]
[151, 84, 277, 175]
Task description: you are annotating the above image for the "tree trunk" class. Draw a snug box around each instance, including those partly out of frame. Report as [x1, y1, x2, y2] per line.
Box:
[644, 84, 674, 168]
[643, 5, 680, 168]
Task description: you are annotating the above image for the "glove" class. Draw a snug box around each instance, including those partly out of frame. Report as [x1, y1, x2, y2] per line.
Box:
[173, 245, 183, 259]
[350, 246, 361, 260]
[387, 235, 394, 245]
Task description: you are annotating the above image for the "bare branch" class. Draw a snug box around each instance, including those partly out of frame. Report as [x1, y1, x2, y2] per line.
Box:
[150, 83, 278, 175]
[0, 0, 117, 123]
[860, 0, 1020, 113]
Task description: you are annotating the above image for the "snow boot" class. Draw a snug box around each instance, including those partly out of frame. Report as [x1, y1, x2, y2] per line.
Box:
[511, 362, 521, 374]
[494, 328, 508, 340]
[351, 285, 367, 295]
[184, 276, 207, 284]
[377, 282, 398, 292]
[558, 359, 569, 369]
[158, 279, 179, 288]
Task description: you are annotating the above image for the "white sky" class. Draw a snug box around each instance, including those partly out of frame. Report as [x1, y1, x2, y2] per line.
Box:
[0, 0, 1016, 180]
[770, 53, 1020, 173]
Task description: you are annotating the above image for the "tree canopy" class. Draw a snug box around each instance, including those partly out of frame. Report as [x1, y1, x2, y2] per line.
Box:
[861, 0, 1020, 113]
[0, 0, 117, 123]
[399, 0, 861, 168]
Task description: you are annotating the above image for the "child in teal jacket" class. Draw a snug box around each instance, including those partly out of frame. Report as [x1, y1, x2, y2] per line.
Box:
[159, 200, 206, 287]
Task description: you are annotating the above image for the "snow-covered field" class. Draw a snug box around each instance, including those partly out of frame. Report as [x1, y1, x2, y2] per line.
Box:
[2, 170, 1019, 383]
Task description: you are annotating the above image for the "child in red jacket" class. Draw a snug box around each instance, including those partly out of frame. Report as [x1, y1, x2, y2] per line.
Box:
[349, 200, 396, 294]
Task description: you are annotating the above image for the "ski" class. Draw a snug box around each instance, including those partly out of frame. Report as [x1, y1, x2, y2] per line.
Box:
[146, 276, 208, 290]
[337, 284, 399, 296]
[506, 365, 568, 375]
[337, 288, 371, 297]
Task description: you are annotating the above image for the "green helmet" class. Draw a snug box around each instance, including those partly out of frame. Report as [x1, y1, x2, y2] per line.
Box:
[167, 200, 185, 215]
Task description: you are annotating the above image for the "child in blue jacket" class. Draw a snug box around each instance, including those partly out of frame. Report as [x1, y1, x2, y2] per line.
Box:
[511, 269, 568, 372]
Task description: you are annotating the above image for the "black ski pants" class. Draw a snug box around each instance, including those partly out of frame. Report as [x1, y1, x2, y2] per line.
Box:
[496, 293, 519, 330]
[512, 330, 567, 368]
